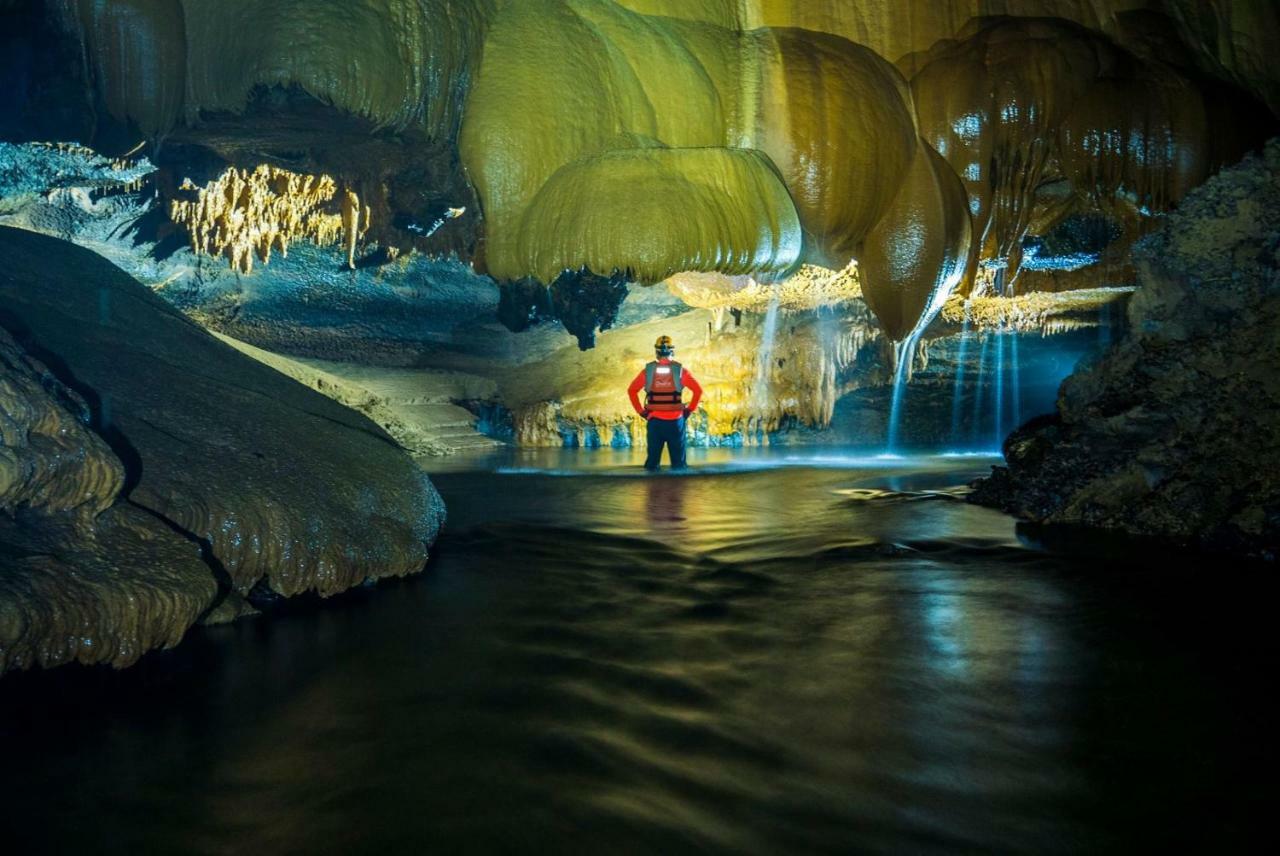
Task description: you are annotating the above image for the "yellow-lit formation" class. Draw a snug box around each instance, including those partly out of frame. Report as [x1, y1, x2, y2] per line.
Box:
[905, 17, 1222, 290]
[459, 0, 969, 341]
[57, 0, 1279, 340]
[170, 166, 369, 275]
[666, 263, 862, 324]
[56, 0, 492, 140]
[940, 288, 1136, 335]
[500, 304, 880, 445]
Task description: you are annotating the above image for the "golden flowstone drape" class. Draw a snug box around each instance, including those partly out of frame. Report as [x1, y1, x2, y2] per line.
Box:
[58, 0, 1271, 340]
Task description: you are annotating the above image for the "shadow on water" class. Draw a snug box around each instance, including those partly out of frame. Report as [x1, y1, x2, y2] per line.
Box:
[1, 454, 1273, 854]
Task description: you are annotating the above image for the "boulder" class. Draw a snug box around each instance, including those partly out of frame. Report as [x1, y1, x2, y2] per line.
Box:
[971, 141, 1280, 560]
[1, 226, 444, 672]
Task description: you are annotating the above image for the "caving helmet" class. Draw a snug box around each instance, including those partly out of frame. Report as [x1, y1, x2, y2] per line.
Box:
[655, 335, 675, 357]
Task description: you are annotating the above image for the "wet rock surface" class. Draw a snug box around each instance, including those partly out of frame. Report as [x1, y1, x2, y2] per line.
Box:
[972, 140, 1280, 559]
[1, 326, 215, 671]
[1, 226, 444, 674]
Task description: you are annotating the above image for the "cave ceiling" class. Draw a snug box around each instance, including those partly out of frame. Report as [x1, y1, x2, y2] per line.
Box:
[7, 0, 1278, 343]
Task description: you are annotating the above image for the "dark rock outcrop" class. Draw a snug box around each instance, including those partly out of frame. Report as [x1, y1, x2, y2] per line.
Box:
[1, 325, 216, 671]
[1, 226, 444, 673]
[971, 141, 1280, 560]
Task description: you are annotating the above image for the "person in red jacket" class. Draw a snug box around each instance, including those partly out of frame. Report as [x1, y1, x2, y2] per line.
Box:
[628, 335, 703, 470]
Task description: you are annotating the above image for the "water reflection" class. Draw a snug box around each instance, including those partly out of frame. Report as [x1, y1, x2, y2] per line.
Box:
[0, 457, 1271, 853]
[642, 474, 690, 536]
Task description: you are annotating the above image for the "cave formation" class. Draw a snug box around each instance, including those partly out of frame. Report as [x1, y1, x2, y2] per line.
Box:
[2, 1, 1280, 849]
[2, 3, 1279, 847]
[0, 0, 1275, 648]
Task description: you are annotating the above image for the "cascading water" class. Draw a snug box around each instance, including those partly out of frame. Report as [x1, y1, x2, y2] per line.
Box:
[993, 328, 1006, 448]
[884, 331, 921, 455]
[950, 302, 973, 440]
[750, 289, 781, 441]
[970, 332, 992, 447]
[1010, 330, 1022, 432]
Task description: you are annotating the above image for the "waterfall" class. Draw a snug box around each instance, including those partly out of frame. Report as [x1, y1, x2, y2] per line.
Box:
[759, 289, 781, 372]
[885, 331, 921, 454]
[950, 302, 972, 441]
[750, 289, 781, 442]
[993, 328, 1005, 448]
[969, 332, 992, 448]
[1010, 330, 1022, 433]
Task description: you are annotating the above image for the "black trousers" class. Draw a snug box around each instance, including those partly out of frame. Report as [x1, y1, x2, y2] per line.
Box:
[645, 416, 687, 470]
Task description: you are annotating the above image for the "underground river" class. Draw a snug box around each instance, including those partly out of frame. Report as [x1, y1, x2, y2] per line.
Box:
[0, 451, 1271, 853]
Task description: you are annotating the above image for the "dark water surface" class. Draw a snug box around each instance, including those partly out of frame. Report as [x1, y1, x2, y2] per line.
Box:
[1, 452, 1271, 853]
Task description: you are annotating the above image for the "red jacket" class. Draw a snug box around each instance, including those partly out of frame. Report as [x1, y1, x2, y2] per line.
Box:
[628, 358, 703, 420]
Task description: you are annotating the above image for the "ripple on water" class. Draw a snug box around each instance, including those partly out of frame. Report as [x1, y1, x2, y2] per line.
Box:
[0, 457, 1272, 853]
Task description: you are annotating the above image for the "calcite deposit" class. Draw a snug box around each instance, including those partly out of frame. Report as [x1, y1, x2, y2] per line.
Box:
[169, 165, 370, 274]
[29, 1, 1278, 349]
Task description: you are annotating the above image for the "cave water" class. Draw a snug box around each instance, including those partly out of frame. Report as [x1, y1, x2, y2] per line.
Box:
[2, 1, 1278, 852]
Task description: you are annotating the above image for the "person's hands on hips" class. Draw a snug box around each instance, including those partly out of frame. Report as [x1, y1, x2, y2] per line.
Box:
[682, 407, 693, 418]
[641, 409, 652, 420]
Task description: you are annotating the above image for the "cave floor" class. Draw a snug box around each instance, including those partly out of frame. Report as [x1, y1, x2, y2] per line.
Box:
[1, 455, 1271, 853]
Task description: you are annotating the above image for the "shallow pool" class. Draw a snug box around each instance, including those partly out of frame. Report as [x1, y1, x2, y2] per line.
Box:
[0, 453, 1270, 853]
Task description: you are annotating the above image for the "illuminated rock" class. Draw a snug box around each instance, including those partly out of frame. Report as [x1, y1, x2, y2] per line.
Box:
[170, 165, 369, 274]
[511, 148, 802, 285]
[665, 262, 863, 321]
[459, 1, 799, 285]
[459, 0, 946, 338]
[499, 301, 881, 445]
[56, 0, 491, 139]
[1057, 64, 1209, 214]
[906, 17, 1236, 291]
[26, 1, 1280, 354]
[0, 225, 445, 673]
[859, 139, 973, 341]
[1, 329, 122, 516]
[1, 326, 217, 672]
[938, 288, 1135, 336]
[621, 0, 1280, 114]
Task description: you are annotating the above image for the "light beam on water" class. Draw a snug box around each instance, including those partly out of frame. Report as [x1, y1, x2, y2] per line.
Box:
[950, 303, 972, 441]
[1010, 330, 1022, 431]
[970, 332, 992, 447]
[994, 328, 1005, 448]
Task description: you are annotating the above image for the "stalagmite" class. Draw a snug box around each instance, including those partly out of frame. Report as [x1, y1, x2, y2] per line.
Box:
[341, 189, 368, 271]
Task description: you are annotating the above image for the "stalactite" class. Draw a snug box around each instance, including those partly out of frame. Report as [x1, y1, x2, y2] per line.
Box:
[170, 165, 370, 274]
[665, 262, 863, 316]
[938, 288, 1135, 335]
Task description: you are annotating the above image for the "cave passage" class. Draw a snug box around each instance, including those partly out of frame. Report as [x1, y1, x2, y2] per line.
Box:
[3, 1, 1279, 850]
